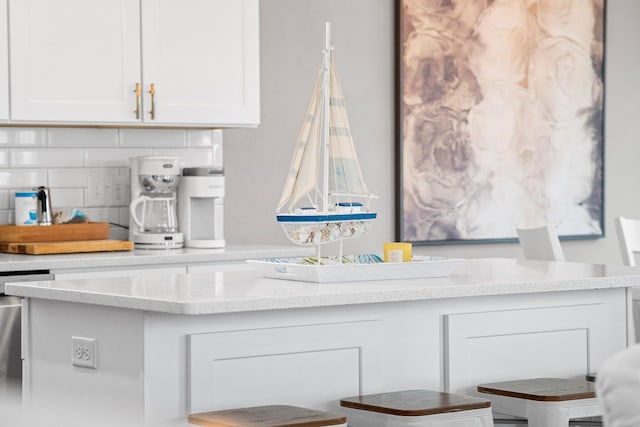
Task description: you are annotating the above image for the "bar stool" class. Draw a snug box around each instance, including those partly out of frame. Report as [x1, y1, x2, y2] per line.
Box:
[477, 378, 601, 427]
[339, 389, 494, 426]
[188, 405, 347, 427]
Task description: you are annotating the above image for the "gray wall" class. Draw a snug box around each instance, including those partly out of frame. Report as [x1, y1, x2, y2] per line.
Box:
[224, 0, 640, 265]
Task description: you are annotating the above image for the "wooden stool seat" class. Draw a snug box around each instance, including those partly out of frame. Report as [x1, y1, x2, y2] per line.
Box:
[478, 378, 596, 401]
[188, 405, 347, 427]
[341, 389, 491, 415]
[477, 378, 601, 427]
[340, 390, 494, 426]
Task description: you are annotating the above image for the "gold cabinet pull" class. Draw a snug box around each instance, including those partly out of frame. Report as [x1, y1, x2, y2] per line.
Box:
[149, 83, 156, 120]
[134, 83, 141, 119]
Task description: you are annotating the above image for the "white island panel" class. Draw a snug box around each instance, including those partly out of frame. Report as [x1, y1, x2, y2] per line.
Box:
[23, 300, 146, 427]
[188, 320, 382, 413]
[445, 288, 627, 394]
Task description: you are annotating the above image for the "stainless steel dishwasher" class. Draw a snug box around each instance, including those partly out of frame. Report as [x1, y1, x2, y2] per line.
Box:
[0, 271, 53, 400]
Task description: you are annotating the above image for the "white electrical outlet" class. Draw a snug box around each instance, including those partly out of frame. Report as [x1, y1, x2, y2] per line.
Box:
[106, 175, 130, 206]
[72, 336, 97, 369]
[87, 176, 106, 207]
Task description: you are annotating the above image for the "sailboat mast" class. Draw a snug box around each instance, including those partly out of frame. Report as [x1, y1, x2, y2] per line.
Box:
[322, 22, 331, 214]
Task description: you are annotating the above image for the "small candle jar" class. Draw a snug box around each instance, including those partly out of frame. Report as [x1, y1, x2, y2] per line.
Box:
[384, 242, 412, 262]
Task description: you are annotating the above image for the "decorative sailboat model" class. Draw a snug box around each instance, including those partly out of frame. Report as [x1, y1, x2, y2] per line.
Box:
[276, 23, 377, 257]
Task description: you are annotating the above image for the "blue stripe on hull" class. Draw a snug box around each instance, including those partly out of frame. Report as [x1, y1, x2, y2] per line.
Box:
[277, 212, 377, 223]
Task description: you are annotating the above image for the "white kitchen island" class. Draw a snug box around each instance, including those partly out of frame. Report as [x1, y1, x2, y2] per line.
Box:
[5, 258, 639, 427]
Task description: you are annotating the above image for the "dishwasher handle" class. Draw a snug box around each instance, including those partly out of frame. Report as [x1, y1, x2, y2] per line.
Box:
[0, 296, 22, 306]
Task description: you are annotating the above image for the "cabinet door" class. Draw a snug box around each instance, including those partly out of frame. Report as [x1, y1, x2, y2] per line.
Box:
[141, 0, 259, 126]
[187, 320, 382, 413]
[444, 290, 628, 394]
[9, 0, 141, 123]
[0, 0, 8, 121]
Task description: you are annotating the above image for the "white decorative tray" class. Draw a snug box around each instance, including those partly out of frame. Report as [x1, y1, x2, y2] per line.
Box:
[247, 254, 464, 283]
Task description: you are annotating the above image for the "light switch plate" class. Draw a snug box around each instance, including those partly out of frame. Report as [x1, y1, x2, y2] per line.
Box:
[87, 175, 106, 207]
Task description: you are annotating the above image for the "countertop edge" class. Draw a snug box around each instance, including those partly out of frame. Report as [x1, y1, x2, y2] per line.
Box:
[6, 264, 639, 315]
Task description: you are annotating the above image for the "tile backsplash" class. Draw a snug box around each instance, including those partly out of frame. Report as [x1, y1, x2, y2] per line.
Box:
[0, 127, 223, 227]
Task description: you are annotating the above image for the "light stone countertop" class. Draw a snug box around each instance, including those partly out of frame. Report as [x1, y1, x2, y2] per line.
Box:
[6, 258, 640, 315]
[0, 244, 313, 273]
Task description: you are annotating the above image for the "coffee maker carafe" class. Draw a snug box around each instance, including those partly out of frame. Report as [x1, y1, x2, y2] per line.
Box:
[178, 167, 225, 248]
[129, 156, 184, 249]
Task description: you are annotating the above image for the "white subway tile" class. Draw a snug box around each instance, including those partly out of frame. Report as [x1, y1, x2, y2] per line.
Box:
[80, 207, 120, 223]
[213, 130, 222, 143]
[0, 190, 9, 209]
[11, 148, 83, 168]
[120, 129, 187, 147]
[0, 128, 46, 146]
[117, 167, 131, 178]
[0, 169, 48, 188]
[212, 130, 223, 167]
[109, 223, 129, 240]
[85, 148, 152, 167]
[118, 207, 130, 227]
[0, 149, 7, 167]
[48, 128, 118, 147]
[48, 168, 92, 188]
[51, 188, 85, 209]
[153, 148, 213, 167]
[187, 130, 215, 147]
[0, 211, 11, 225]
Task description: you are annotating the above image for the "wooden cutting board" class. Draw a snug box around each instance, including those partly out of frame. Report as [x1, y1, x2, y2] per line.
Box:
[0, 222, 110, 243]
[0, 240, 133, 255]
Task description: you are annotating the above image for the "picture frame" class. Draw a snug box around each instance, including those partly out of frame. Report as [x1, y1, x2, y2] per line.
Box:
[396, 0, 605, 244]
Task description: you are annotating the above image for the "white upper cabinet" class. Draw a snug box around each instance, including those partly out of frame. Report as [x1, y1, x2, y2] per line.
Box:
[7, 0, 259, 127]
[9, 0, 142, 124]
[140, 0, 259, 126]
[0, 0, 8, 121]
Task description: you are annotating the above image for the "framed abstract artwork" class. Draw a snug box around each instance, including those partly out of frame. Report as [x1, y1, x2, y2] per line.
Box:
[396, 0, 605, 244]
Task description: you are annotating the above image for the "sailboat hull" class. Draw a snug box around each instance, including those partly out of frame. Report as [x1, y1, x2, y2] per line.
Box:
[277, 212, 376, 222]
[277, 212, 377, 245]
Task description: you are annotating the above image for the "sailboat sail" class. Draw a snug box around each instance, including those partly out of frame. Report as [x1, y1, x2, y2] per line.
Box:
[276, 23, 376, 246]
[277, 59, 370, 212]
[327, 61, 369, 197]
[277, 75, 323, 212]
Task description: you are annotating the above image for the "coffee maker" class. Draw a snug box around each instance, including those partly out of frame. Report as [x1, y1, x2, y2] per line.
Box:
[178, 167, 225, 248]
[129, 156, 184, 249]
